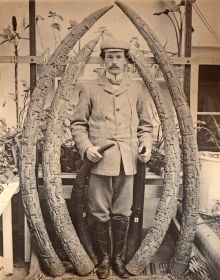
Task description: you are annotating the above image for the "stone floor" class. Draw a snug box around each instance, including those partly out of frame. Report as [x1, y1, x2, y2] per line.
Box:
[0, 232, 175, 280]
[1, 231, 217, 280]
[1, 215, 218, 280]
[0, 262, 29, 280]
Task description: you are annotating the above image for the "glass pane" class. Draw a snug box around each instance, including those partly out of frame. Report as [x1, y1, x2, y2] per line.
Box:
[198, 65, 220, 112]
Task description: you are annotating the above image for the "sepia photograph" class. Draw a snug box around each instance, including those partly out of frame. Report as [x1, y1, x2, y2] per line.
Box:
[0, 0, 220, 279]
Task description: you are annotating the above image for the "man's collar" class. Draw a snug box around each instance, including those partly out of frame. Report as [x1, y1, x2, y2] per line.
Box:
[97, 72, 131, 95]
[106, 71, 123, 83]
[97, 72, 130, 86]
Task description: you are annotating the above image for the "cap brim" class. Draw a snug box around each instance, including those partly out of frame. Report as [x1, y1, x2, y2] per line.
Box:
[103, 48, 125, 52]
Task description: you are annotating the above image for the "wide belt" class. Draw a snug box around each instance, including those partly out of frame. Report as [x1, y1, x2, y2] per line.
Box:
[89, 129, 137, 140]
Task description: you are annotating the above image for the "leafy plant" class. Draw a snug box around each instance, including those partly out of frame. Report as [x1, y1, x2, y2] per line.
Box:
[0, 16, 29, 128]
[153, 0, 194, 57]
[147, 122, 165, 175]
[197, 115, 220, 151]
[0, 118, 20, 184]
[95, 26, 112, 39]
[48, 11, 64, 48]
[36, 107, 79, 172]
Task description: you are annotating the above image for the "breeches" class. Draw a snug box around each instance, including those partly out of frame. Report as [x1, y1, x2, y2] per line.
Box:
[88, 173, 134, 222]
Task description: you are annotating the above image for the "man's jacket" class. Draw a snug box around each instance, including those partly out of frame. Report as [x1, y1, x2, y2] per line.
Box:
[71, 73, 153, 176]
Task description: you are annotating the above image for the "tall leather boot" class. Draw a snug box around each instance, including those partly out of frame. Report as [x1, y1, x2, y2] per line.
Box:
[95, 221, 111, 279]
[112, 216, 130, 278]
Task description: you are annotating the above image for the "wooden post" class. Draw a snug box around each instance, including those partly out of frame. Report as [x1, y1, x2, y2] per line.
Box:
[25, 0, 36, 261]
[184, 0, 193, 104]
[29, 0, 36, 95]
[0, 182, 19, 275]
[190, 65, 199, 125]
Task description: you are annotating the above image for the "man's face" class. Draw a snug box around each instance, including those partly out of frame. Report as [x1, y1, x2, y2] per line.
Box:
[103, 50, 127, 76]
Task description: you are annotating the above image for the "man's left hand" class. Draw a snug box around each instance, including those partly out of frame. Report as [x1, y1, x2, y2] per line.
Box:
[138, 145, 151, 163]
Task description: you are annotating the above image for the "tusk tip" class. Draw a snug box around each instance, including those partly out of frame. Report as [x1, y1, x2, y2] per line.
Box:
[104, 4, 114, 10]
[115, 1, 125, 7]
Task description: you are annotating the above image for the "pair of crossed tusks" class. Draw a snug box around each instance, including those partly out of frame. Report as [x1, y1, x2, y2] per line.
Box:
[20, 1, 199, 278]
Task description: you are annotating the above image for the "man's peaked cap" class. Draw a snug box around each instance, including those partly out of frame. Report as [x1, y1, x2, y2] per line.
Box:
[100, 38, 130, 51]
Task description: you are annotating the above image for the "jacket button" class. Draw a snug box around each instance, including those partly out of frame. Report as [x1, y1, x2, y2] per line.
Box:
[116, 108, 120, 112]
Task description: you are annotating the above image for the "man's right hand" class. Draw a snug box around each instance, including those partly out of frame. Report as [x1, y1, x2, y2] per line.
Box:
[86, 146, 103, 162]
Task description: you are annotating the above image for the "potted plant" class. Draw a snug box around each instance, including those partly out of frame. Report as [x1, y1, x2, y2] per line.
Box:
[37, 108, 82, 174]
[147, 124, 165, 176]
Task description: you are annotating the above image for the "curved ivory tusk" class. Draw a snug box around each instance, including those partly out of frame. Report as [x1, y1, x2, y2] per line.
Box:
[126, 50, 181, 275]
[20, 5, 113, 277]
[115, 1, 200, 277]
[43, 38, 99, 276]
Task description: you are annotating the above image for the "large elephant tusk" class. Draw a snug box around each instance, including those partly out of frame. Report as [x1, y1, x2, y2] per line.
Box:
[43, 38, 99, 276]
[126, 50, 181, 275]
[115, 1, 200, 277]
[20, 5, 113, 277]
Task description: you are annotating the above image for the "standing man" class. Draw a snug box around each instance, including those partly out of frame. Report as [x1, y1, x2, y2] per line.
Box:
[71, 38, 153, 279]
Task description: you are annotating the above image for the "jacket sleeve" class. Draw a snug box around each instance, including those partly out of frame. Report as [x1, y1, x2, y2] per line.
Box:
[137, 82, 153, 151]
[70, 84, 93, 159]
